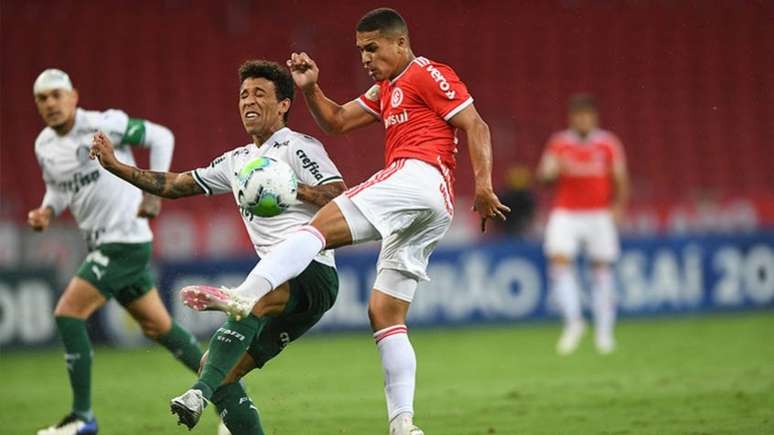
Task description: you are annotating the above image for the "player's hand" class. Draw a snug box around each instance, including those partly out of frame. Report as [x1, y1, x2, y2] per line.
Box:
[286, 52, 319, 92]
[473, 188, 510, 233]
[137, 193, 162, 219]
[27, 207, 53, 232]
[89, 132, 118, 169]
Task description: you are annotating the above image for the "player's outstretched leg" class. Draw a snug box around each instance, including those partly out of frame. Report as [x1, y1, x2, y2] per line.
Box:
[182, 200, 352, 318]
[369, 280, 424, 435]
[591, 263, 616, 354]
[551, 259, 586, 355]
[171, 282, 291, 430]
[170, 315, 267, 429]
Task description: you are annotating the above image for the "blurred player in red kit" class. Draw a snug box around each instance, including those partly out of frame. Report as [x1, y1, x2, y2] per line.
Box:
[538, 94, 630, 355]
[181, 7, 509, 435]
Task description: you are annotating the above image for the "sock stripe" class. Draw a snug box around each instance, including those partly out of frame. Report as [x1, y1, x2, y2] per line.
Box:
[300, 225, 326, 247]
[373, 325, 408, 343]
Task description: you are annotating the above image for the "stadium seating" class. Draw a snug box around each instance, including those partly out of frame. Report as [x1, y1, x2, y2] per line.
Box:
[2, 0, 772, 219]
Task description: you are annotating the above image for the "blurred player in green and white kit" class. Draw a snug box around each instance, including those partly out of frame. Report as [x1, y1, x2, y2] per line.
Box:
[90, 60, 346, 434]
[28, 69, 204, 435]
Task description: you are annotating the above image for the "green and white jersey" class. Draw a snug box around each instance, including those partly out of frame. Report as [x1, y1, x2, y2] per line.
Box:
[35, 108, 154, 247]
[193, 127, 343, 267]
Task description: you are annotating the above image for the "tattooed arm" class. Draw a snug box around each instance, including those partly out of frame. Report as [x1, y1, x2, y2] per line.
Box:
[296, 181, 346, 208]
[90, 131, 204, 199]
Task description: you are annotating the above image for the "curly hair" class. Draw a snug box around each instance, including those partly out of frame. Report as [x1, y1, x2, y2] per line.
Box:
[239, 60, 295, 123]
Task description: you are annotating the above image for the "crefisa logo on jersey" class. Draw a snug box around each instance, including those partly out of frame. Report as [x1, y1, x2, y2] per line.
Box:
[391, 87, 404, 108]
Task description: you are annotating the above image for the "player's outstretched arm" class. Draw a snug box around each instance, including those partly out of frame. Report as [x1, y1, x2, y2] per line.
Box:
[611, 159, 630, 225]
[297, 181, 347, 208]
[287, 52, 376, 134]
[90, 132, 204, 199]
[537, 150, 560, 184]
[449, 105, 511, 232]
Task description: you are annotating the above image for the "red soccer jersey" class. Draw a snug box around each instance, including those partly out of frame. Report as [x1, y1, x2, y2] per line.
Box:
[357, 56, 473, 185]
[543, 129, 625, 210]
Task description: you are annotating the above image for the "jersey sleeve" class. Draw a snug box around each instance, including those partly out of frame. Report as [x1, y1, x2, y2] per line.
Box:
[94, 109, 131, 146]
[192, 151, 235, 196]
[35, 151, 70, 215]
[356, 84, 382, 118]
[288, 136, 344, 186]
[415, 62, 473, 121]
[607, 133, 626, 165]
[543, 134, 563, 157]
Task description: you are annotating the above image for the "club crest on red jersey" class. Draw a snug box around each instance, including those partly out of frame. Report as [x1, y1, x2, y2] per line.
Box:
[391, 87, 404, 108]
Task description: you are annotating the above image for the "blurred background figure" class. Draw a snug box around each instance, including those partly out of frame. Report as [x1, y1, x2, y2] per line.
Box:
[537, 94, 629, 355]
[495, 165, 536, 237]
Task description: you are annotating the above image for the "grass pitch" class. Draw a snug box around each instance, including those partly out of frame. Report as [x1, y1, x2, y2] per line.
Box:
[3, 312, 773, 434]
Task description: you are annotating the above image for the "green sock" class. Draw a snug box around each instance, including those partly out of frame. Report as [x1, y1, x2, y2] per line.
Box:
[194, 315, 266, 399]
[55, 316, 93, 420]
[212, 382, 264, 435]
[157, 321, 204, 373]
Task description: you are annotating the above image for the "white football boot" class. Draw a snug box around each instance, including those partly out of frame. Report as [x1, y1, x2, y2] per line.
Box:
[180, 285, 255, 320]
[556, 321, 586, 355]
[170, 389, 206, 430]
[390, 414, 424, 435]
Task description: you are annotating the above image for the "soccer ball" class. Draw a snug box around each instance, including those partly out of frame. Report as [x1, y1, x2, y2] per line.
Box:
[236, 156, 297, 217]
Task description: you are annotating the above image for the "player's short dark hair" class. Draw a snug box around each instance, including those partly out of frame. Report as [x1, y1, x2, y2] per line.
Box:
[568, 93, 597, 113]
[356, 8, 408, 36]
[239, 60, 295, 123]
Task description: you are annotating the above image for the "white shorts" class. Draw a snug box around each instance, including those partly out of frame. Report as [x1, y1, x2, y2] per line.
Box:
[333, 159, 454, 301]
[544, 209, 620, 262]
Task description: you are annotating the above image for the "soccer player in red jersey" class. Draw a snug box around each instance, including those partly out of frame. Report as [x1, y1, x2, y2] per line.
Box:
[538, 94, 630, 355]
[182, 7, 508, 434]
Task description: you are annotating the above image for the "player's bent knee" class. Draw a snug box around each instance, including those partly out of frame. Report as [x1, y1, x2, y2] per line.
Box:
[141, 322, 165, 340]
[368, 274, 414, 330]
[53, 280, 105, 319]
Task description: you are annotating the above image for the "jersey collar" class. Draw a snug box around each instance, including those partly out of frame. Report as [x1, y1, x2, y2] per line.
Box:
[389, 56, 419, 84]
[569, 128, 601, 144]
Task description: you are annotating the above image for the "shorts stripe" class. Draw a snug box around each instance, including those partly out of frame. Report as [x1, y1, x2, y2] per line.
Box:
[373, 324, 408, 343]
[345, 159, 406, 198]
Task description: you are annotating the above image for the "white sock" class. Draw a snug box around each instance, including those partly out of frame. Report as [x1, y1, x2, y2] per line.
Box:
[374, 325, 415, 422]
[551, 264, 582, 326]
[591, 266, 616, 338]
[234, 225, 325, 300]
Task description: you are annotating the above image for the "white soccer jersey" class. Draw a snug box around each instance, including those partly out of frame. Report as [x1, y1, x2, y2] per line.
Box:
[35, 108, 152, 247]
[192, 127, 343, 267]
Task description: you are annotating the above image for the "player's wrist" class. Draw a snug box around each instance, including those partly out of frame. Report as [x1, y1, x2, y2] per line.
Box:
[474, 180, 494, 194]
[301, 83, 321, 97]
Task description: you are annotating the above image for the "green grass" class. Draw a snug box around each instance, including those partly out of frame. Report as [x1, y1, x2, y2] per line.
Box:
[3, 313, 773, 434]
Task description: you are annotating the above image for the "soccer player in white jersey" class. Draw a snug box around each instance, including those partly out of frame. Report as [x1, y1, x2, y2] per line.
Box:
[28, 69, 204, 435]
[538, 94, 630, 355]
[90, 60, 346, 434]
[176, 9, 509, 435]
